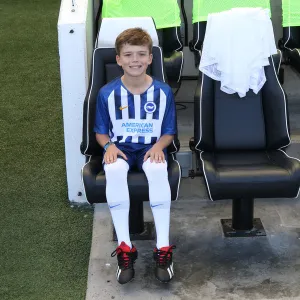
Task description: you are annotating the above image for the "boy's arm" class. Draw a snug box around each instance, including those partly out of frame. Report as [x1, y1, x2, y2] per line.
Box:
[144, 88, 176, 163]
[154, 134, 174, 150]
[96, 133, 127, 163]
[96, 133, 111, 148]
[94, 92, 127, 163]
[159, 87, 177, 147]
[144, 134, 174, 163]
[94, 91, 110, 137]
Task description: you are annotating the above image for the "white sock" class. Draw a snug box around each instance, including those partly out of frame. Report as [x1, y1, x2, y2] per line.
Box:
[104, 159, 132, 248]
[143, 159, 171, 249]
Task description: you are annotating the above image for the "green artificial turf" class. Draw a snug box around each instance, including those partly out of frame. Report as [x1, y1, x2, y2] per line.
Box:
[0, 1, 93, 299]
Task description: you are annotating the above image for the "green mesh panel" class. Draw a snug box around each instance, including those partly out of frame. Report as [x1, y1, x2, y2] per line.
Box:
[282, 0, 300, 27]
[102, 0, 181, 29]
[193, 0, 271, 23]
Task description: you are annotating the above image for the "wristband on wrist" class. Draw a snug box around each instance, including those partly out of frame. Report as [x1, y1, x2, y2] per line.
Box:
[104, 141, 114, 151]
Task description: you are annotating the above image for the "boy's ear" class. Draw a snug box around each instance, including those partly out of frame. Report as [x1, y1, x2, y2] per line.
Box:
[116, 55, 122, 66]
[148, 53, 153, 64]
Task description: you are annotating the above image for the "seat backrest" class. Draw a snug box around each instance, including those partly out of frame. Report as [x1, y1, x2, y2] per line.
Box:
[194, 55, 291, 152]
[192, 0, 271, 51]
[156, 27, 183, 54]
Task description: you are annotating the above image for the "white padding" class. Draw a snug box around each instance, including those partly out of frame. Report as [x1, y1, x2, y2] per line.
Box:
[97, 17, 159, 48]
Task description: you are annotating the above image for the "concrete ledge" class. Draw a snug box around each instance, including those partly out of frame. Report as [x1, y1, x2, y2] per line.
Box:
[86, 195, 300, 300]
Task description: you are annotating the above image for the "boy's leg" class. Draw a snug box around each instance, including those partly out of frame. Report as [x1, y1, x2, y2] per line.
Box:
[104, 158, 138, 284]
[142, 158, 171, 249]
[104, 158, 131, 247]
[142, 158, 175, 283]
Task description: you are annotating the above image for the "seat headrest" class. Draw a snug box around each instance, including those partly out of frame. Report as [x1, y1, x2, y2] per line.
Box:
[97, 17, 159, 48]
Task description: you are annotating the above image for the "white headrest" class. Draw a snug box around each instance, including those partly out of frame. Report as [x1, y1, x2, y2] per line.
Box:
[97, 17, 159, 48]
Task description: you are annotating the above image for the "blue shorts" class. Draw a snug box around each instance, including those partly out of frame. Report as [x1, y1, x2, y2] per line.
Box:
[105, 143, 168, 171]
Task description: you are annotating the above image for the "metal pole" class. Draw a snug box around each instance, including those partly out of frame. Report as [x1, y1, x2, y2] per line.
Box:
[232, 199, 254, 230]
[129, 201, 145, 234]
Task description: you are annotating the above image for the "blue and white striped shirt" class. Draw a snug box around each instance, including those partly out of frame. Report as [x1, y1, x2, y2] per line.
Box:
[94, 77, 176, 149]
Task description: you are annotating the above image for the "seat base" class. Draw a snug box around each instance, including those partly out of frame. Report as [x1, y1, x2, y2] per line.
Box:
[113, 222, 155, 241]
[221, 198, 267, 238]
[221, 218, 266, 238]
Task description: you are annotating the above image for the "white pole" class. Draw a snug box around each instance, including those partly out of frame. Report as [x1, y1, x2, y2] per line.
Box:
[57, 0, 94, 203]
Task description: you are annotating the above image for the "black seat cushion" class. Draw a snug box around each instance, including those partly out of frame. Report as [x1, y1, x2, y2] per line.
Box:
[200, 150, 300, 200]
[82, 154, 181, 204]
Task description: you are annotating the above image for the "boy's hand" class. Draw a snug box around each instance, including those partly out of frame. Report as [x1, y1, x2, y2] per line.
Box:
[104, 144, 127, 164]
[143, 144, 165, 163]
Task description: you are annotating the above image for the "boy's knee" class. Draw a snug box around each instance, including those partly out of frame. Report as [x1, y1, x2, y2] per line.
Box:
[104, 158, 129, 178]
[143, 159, 168, 180]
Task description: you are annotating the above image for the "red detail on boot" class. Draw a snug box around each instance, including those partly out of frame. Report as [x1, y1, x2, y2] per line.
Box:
[159, 246, 174, 252]
[115, 242, 137, 268]
[154, 245, 175, 265]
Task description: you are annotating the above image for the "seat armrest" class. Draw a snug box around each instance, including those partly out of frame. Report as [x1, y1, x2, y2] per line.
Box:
[268, 150, 300, 178]
[82, 156, 104, 180]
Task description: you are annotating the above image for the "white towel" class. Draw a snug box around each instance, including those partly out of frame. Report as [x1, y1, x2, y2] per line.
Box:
[199, 7, 277, 98]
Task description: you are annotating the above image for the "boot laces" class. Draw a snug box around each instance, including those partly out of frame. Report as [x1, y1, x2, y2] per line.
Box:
[156, 245, 176, 267]
[111, 248, 134, 269]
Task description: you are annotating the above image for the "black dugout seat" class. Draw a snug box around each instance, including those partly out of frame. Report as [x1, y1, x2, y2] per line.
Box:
[191, 55, 300, 236]
[280, 26, 300, 73]
[81, 28, 181, 237]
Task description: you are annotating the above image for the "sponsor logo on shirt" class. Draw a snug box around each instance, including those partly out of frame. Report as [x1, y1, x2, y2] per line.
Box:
[121, 122, 154, 133]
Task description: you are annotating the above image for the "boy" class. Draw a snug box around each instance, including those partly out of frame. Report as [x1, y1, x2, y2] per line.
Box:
[94, 28, 176, 284]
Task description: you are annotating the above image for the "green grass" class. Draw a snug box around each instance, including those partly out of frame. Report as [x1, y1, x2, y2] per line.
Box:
[0, 1, 93, 299]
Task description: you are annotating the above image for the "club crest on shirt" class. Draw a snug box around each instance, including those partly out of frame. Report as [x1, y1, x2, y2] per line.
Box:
[144, 102, 156, 114]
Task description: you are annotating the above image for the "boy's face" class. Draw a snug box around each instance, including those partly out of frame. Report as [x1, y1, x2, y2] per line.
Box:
[116, 44, 153, 78]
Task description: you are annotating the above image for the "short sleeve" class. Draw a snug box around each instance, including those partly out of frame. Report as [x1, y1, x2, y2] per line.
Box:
[161, 88, 177, 136]
[94, 90, 110, 134]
